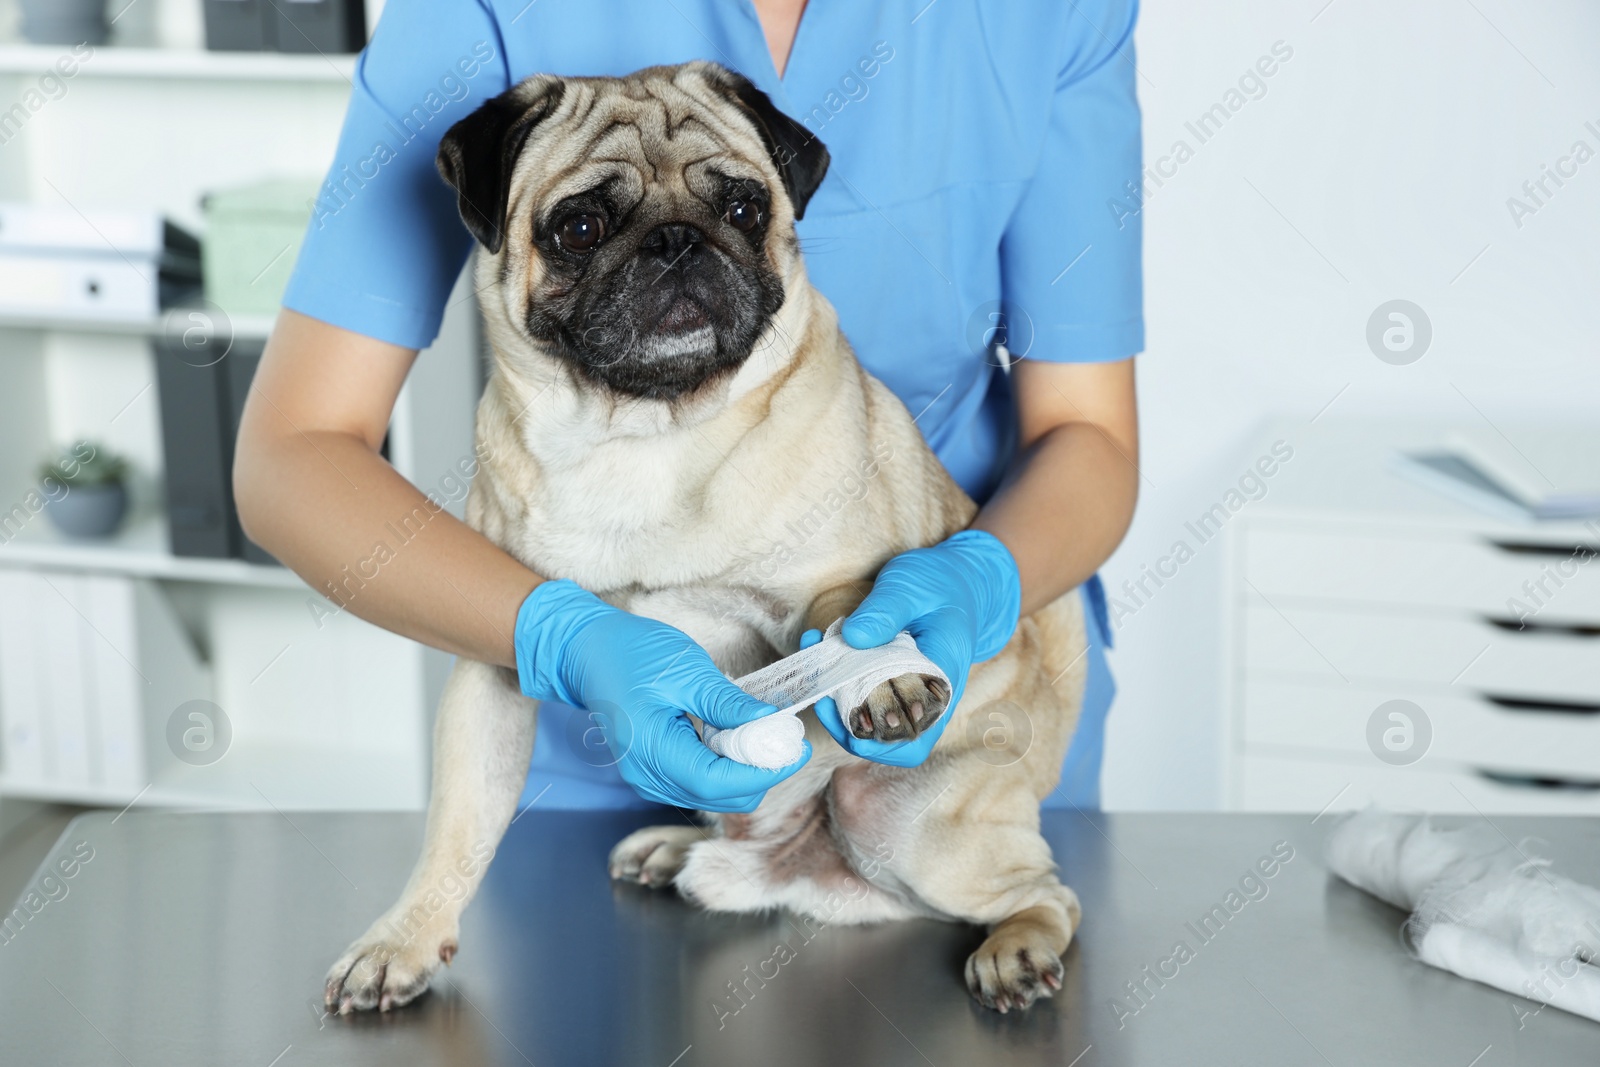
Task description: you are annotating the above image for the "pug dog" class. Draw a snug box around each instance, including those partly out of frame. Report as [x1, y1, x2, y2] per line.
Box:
[324, 61, 1088, 1015]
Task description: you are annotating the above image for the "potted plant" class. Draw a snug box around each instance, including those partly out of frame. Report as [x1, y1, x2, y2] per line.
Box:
[40, 441, 130, 539]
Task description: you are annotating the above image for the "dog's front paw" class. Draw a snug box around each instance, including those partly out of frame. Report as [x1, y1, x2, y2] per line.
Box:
[847, 674, 951, 742]
[965, 923, 1065, 1013]
[324, 916, 460, 1014]
[609, 825, 700, 888]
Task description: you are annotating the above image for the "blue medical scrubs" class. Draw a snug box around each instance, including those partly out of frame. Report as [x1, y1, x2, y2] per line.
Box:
[283, 0, 1143, 810]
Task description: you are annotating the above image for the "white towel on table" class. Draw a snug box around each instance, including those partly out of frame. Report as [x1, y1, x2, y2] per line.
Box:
[1326, 810, 1600, 1024]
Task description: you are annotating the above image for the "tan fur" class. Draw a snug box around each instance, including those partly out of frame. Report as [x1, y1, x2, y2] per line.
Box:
[325, 62, 1087, 1015]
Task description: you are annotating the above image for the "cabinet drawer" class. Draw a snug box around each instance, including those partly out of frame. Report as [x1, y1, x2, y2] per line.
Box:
[1243, 523, 1600, 622]
[1242, 605, 1600, 702]
[1240, 680, 1600, 779]
[1233, 752, 1600, 815]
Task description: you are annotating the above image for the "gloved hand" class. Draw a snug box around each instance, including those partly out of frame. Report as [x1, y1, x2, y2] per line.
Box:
[514, 579, 809, 811]
[809, 529, 1021, 767]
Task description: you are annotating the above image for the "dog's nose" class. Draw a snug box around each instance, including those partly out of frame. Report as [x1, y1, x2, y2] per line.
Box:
[641, 222, 705, 267]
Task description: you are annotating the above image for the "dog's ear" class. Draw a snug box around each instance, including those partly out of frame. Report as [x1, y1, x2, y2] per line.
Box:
[713, 71, 830, 221]
[437, 78, 565, 255]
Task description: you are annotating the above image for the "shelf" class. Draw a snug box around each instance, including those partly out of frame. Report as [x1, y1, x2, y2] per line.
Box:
[0, 511, 303, 589]
[0, 306, 278, 343]
[0, 43, 355, 83]
[0, 742, 425, 811]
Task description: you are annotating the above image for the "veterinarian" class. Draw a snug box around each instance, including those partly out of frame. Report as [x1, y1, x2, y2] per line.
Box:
[235, 0, 1142, 811]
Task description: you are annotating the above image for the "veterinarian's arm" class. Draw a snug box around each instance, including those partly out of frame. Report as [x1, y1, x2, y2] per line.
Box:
[972, 358, 1139, 615]
[235, 310, 538, 667]
[822, 363, 1136, 766]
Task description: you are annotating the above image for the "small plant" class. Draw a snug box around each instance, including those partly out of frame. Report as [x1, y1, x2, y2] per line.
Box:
[38, 441, 128, 490]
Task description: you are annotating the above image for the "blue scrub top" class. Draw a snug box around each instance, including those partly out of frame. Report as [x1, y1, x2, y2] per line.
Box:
[283, 0, 1143, 810]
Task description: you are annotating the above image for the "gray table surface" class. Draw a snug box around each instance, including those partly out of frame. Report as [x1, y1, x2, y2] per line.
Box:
[1, 809, 1596, 1066]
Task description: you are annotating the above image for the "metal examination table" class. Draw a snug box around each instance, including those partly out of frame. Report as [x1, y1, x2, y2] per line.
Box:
[2, 810, 1596, 1065]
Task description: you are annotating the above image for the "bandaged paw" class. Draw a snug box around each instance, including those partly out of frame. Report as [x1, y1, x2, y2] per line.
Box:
[702, 620, 948, 769]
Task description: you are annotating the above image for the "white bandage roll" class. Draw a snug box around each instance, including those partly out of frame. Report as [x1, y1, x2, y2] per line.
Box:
[702, 619, 947, 770]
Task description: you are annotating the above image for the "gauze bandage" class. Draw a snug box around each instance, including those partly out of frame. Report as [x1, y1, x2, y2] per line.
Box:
[702, 620, 948, 770]
[1326, 810, 1600, 1024]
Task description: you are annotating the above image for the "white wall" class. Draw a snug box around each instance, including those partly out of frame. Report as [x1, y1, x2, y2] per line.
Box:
[1102, 0, 1600, 809]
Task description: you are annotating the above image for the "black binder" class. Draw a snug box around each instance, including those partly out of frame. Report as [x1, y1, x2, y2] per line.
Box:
[154, 339, 235, 560]
[270, 0, 367, 54]
[204, 0, 367, 54]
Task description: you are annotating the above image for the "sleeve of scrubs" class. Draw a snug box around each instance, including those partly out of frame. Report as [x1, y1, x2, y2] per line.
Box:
[280, 0, 510, 350]
[1000, 0, 1144, 363]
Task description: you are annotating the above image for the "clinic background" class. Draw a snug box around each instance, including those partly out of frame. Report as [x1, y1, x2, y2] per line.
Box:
[0, 0, 1594, 825]
[1108, 0, 1600, 808]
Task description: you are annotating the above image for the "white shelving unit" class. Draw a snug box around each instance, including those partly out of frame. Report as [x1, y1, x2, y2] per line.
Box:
[0, 510, 301, 588]
[0, 307, 278, 342]
[0, 43, 355, 82]
[0, 38, 480, 812]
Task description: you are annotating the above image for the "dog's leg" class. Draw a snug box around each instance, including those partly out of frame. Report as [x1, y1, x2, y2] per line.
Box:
[802, 581, 872, 635]
[835, 764, 1079, 1013]
[324, 658, 534, 1013]
[933, 815, 1078, 1012]
[922, 810, 1078, 1012]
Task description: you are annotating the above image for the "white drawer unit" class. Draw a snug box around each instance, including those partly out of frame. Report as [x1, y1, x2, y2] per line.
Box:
[1242, 524, 1600, 621]
[1235, 752, 1600, 817]
[1224, 504, 1600, 814]
[1241, 606, 1600, 702]
[1242, 682, 1600, 783]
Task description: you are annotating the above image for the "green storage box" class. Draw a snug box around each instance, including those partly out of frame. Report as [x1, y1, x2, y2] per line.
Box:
[201, 179, 319, 317]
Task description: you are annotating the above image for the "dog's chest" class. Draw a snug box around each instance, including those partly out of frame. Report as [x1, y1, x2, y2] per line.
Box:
[511, 413, 855, 587]
[519, 435, 749, 580]
[493, 432, 816, 671]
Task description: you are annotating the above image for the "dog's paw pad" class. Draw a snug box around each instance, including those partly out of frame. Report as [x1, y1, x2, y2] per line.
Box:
[849, 673, 951, 743]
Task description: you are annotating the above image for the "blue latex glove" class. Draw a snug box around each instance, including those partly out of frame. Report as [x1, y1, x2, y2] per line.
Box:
[810, 529, 1022, 767]
[514, 579, 810, 811]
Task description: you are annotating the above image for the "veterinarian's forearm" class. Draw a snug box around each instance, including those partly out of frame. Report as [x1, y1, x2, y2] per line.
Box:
[235, 426, 537, 668]
[973, 421, 1138, 617]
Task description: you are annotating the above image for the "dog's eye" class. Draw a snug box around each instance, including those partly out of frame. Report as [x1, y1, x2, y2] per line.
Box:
[724, 200, 762, 233]
[556, 213, 605, 252]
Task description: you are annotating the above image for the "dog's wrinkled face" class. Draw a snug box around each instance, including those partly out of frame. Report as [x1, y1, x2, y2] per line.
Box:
[437, 62, 830, 400]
